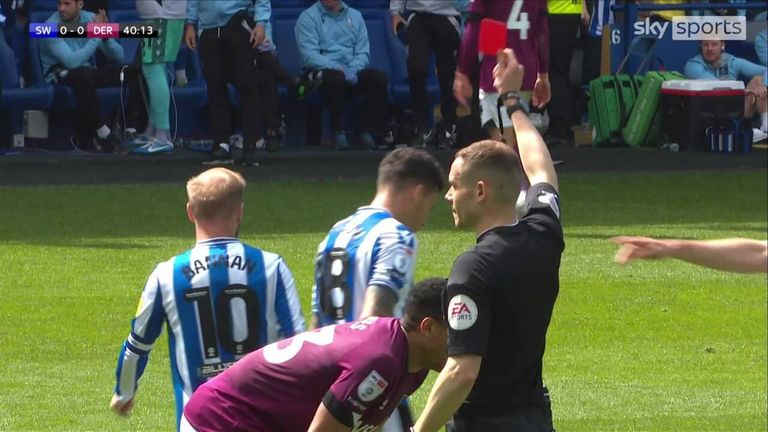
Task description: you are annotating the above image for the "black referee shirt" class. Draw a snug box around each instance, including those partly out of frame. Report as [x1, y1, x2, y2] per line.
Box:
[445, 182, 564, 418]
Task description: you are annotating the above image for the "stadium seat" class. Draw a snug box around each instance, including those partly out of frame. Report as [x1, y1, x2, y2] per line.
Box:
[347, 0, 390, 9]
[110, 0, 137, 12]
[0, 43, 54, 110]
[172, 47, 207, 107]
[272, 0, 315, 9]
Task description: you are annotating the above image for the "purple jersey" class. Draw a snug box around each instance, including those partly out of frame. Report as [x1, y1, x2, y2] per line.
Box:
[184, 317, 428, 431]
[457, 0, 549, 91]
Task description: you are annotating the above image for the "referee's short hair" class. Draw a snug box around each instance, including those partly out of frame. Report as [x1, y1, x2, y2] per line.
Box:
[401, 277, 448, 332]
[377, 148, 445, 193]
[187, 168, 246, 221]
[456, 140, 521, 202]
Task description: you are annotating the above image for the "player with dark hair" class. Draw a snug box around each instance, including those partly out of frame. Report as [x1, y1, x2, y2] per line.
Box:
[312, 147, 445, 329]
[311, 147, 445, 431]
[181, 278, 450, 432]
[414, 48, 563, 432]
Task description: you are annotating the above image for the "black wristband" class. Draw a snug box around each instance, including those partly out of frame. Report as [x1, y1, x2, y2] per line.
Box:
[498, 91, 521, 105]
[506, 102, 527, 117]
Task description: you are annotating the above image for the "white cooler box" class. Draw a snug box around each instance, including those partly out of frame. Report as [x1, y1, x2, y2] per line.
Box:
[660, 80, 745, 151]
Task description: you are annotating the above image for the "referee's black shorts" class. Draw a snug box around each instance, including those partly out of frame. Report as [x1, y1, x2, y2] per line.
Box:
[446, 405, 555, 432]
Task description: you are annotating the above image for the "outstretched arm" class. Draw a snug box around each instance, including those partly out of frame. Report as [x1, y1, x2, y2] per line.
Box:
[611, 237, 768, 273]
[493, 48, 558, 191]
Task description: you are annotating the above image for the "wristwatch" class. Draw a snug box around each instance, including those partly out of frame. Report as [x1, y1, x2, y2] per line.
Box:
[505, 101, 527, 117]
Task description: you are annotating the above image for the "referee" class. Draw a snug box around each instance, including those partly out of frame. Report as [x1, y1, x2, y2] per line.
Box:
[413, 48, 564, 432]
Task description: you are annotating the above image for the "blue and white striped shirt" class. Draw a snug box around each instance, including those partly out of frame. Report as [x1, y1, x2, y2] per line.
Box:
[114, 237, 305, 428]
[312, 207, 417, 327]
[589, 0, 615, 38]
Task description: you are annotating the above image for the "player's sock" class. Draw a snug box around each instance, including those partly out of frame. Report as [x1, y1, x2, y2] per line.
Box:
[156, 128, 170, 142]
[96, 125, 111, 139]
[142, 124, 156, 138]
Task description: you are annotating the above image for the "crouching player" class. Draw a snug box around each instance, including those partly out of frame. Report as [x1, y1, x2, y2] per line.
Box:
[181, 278, 450, 432]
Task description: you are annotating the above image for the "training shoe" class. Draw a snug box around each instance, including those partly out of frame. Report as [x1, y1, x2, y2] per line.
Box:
[229, 133, 244, 150]
[380, 129, 395, 150]
[335, 132, 351, 151]
[127, 134, 151, 149]
[437, 123, 457, 149]
[241, 144, 259, 167]
[359, 132, 376, 150]
[131, 138, 174, 155]
[293, 78, 322, 100]
[752, 128, 767, 143]
[410, 127, 435, 148]
[265, 129, 282, 153]
[202, 144, 234, 165]
[94, 130, 121, 153]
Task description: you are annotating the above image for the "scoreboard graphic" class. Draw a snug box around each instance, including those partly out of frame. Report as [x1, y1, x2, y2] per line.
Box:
[29, 22, 157, 39]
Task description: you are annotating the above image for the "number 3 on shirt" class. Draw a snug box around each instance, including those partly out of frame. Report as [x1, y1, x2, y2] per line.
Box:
[263, 325, 335, 364]
[507, 0, 530, 40]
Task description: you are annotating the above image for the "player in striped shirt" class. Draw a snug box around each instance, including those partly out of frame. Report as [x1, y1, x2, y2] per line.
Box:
[311, 147, 445, 431]
[110, 168, 305, 428]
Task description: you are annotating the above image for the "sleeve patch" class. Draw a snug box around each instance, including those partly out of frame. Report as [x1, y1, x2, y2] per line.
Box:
[537, 190, 561, 219]
[447, 295, 479, 330]
[357, 370, 389, 402]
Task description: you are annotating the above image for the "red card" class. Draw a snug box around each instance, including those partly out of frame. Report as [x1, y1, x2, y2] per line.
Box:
[478, 18, 507, 56]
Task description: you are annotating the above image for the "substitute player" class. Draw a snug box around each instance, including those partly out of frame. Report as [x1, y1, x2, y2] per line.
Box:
[454, 0, 550, 145]
[182, 278, 450, 432]
[110, 168, 305, 428]
[414, 49, 564, 432]
[311, 147, 444, 431]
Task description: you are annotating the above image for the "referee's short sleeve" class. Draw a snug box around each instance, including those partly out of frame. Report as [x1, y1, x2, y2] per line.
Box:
[446, 251, 492, 357]
[522, 183, 564, 247]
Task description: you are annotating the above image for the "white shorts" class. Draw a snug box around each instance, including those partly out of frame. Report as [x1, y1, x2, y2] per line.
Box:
[479, 90, 532, 130]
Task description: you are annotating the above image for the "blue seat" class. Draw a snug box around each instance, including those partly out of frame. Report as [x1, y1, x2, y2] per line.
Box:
[110, 0, 137, 12]
[272, 0, 314, 9]
[30, 1, 58, 14]
[173, 46, 208, 108]
[347, 0, 390, 9]
[0, 46, 54, 111]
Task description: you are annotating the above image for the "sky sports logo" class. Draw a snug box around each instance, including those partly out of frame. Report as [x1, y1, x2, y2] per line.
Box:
[633, 16, 746, 41]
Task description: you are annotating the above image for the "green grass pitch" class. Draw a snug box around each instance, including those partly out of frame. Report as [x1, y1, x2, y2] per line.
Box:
[0, 170, 765, 431]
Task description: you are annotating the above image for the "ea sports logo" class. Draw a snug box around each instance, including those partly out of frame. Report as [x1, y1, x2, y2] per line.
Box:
[448, 295, 478, 330]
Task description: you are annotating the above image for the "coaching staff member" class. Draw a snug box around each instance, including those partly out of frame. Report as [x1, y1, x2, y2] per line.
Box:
[413, 48, 564, 432]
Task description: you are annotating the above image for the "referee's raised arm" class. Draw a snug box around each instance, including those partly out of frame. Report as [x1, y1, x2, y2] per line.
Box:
[494, 48, 559, 192]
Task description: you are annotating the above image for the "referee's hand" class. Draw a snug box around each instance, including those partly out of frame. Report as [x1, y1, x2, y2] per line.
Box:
[492, 48, 524, 94]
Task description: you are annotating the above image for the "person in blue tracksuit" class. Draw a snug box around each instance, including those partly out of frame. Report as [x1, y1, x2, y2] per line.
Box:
[39, 0, 145, 152]
[295, 0, 389, 151]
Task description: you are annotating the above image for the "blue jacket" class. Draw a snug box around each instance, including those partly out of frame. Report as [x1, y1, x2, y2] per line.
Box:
[295, 1, 369, 73]
[684, 53, 766, 82]
[187, 0, 271, 40]
[755, 30, 767, 68]
[39, 10, 124, 83]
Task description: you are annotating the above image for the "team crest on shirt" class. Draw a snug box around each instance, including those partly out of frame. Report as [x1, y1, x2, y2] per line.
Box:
[537, 191, 561, 219]
[448, 295, 478, 330]
[357, 370, 388, 402]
